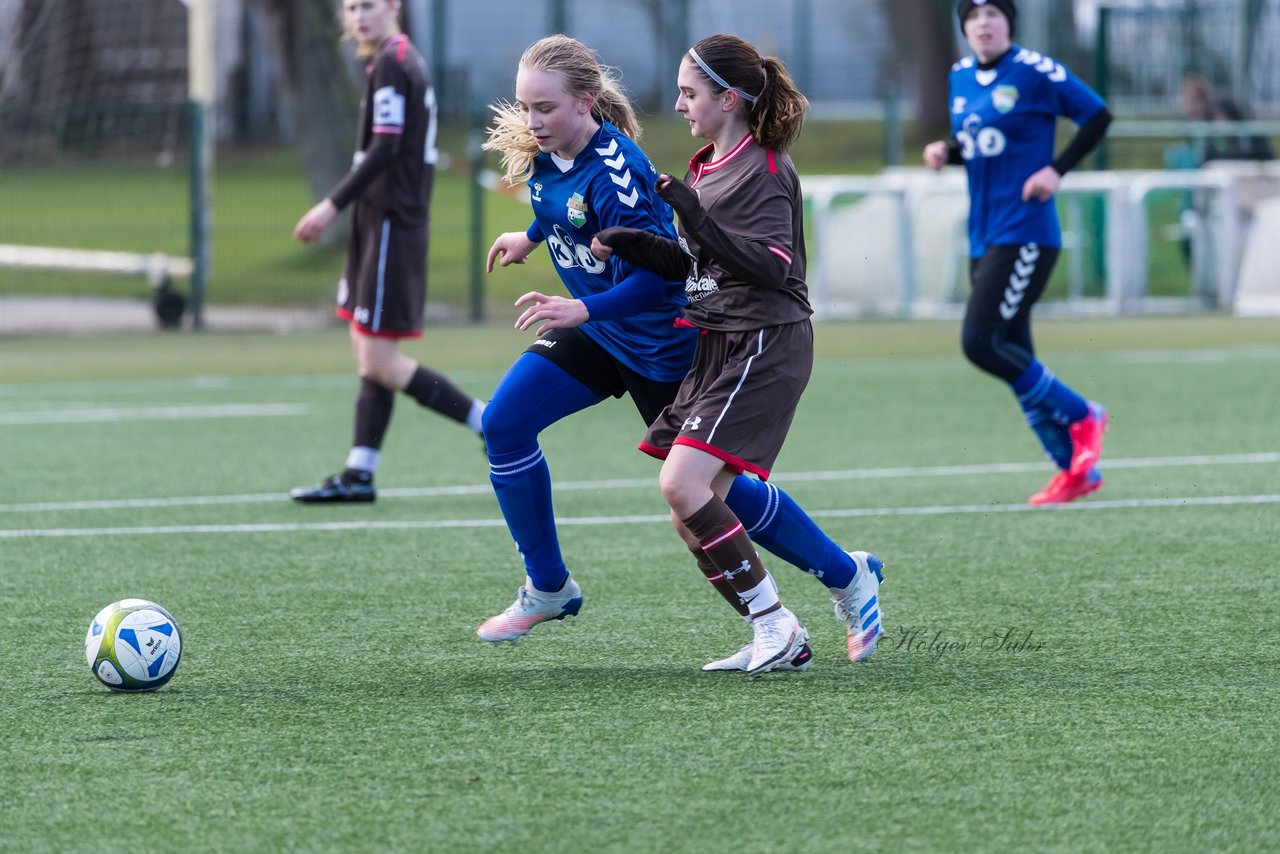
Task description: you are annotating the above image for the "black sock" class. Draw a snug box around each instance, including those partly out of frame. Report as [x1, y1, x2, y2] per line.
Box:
[354, 378, 395, 449]
[342, 468, 373, 484]
[404, 365, 473, 424]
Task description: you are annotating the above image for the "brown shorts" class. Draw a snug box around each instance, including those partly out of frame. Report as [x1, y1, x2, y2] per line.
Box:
[640, 321, 813, 480]
[336, 203, 426, 339]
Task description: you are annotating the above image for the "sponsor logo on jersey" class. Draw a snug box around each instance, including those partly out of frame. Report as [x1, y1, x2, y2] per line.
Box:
[546, 225, 607, 275]
[372, 85, 406, 128]
[685, 271, 719, 303]
[531, 182, 543, 202]
[566, 192, 587, 228]
[992, 85, 1019, 113]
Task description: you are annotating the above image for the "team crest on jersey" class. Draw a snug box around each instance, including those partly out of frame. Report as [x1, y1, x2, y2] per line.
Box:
[566, 192, 587, 228]
[992, 85, 1020, 114]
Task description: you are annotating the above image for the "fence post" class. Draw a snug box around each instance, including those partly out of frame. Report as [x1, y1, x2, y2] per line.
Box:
[468, 99, 486, 323]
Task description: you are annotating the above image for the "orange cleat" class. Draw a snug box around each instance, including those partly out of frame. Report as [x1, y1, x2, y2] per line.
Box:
[1028, 468, 1103, 505]
[1067, 404, 1109, 479]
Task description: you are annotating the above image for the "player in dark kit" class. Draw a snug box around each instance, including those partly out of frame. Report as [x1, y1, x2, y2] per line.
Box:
[595, 34, 885, 674]
[924, 0, 1112, 505]
[289, 0, 484, 504]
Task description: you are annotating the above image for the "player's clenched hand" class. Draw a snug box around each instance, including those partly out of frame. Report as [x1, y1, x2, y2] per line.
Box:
[514, 291, 589, 335]
[922, 141, 950, 171]
[589, 236, 614, 262]
[487, 232, 538, 272]
[1021, 166, 1061, 202]
[655, 174, 705, 230]
[293, 199, 338, 243]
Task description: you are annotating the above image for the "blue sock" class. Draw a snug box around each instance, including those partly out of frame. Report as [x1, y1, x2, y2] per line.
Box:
[1019, 400, 1073, 470]
[482, 353, 604, 594]
[725, 476, 856, 589]
[1012, 360, 1089, 425]
[489, 445, 567, 593]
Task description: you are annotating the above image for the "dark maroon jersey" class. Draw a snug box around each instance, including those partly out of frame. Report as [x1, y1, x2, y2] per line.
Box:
[337, 34, 436, 227]
[677, 135, 812, 331]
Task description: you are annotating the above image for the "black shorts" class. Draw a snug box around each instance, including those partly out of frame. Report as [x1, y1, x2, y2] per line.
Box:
[526, 326, 686, 426]
[964, 243, 1060, 329]
[336, 203, 427, 339]
[641, 321, 813, 480]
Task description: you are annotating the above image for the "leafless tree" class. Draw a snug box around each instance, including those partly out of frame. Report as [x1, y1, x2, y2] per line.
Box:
[881, 0, 957, 144]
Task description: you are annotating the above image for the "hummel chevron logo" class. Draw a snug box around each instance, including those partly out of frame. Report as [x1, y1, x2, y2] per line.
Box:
[609, 169, 633, 188]
[1000, 244, 1039, 320]
[616, 187, 639, 207]
[594, 138, 627, 170]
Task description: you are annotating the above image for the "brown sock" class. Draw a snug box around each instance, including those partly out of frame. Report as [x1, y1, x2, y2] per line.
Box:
[681, 495, 779, 617]
[689, 546, 748, 617]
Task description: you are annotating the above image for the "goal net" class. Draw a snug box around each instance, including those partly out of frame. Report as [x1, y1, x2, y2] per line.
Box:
[0, 0, 194, 333]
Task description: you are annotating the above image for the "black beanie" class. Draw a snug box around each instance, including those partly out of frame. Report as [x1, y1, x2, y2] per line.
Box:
[957, 0, 1017, 37]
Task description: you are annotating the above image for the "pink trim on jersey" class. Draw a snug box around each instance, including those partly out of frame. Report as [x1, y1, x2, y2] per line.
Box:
[689, 134, 754, 186]
[336, 308, 423, 340]
[767, 245, 792, 264]
[671, 436, 771, 480]
[372, 125, 404, 135]
[766, 149, 777, 173]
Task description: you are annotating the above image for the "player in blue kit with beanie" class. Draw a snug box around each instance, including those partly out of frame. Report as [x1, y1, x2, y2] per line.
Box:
[924, 0, 1113, 504]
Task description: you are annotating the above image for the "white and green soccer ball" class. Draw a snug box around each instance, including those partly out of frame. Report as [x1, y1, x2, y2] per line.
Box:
[84, 599, 182, 692]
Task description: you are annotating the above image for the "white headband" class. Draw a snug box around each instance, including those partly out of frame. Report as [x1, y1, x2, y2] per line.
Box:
[688, 48, 757, 104]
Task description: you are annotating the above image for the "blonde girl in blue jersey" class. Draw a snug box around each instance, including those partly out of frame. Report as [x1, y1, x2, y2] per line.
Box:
[924, 0, 1113, 505]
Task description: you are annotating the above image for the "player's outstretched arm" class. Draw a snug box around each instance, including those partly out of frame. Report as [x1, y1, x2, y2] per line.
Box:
[592, 227, 692, 281]
[513, 291, 589, 335]
[655, 173, 789, 289]
[487, 232, 538, 272]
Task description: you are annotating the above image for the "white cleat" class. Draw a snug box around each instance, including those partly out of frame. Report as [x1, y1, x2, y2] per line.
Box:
[831, 551, 884, 662]
[702, 640, 814, 672]
[476, 577, 583, 644]
[746, 607, 808, 676]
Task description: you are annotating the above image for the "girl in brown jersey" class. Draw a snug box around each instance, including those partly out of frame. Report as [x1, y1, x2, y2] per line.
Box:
[594, 35, 885, 675]
[289, 0, 486, 504]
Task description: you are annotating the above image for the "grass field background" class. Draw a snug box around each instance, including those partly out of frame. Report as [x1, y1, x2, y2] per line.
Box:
[2, 316, 1278, 851]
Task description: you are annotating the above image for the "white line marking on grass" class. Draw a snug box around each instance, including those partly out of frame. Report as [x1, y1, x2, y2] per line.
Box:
[2, 494, 1277, 539]
[0, 403, 309, 425]
[2, 452, 1276, 514]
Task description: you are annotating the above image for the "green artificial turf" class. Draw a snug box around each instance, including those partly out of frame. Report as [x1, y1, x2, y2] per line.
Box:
[2, 317, 1278, 851]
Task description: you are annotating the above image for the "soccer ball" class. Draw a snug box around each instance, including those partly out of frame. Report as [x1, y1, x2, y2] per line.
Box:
[84, 599, 182, 692]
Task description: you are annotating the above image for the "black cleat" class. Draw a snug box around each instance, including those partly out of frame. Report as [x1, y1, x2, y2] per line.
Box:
[289, 473, 376, 504]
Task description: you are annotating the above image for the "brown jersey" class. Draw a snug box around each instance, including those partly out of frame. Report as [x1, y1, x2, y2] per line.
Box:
[333, 34, 436, 228]
[677, 136, 812, 331]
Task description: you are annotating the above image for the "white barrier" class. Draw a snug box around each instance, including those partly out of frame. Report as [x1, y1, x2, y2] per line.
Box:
[802, 166, 1280, 319]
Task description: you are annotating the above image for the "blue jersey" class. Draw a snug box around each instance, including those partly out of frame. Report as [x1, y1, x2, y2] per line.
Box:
[949, 46, 1105, 257]
[526, 122, 695, 382]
